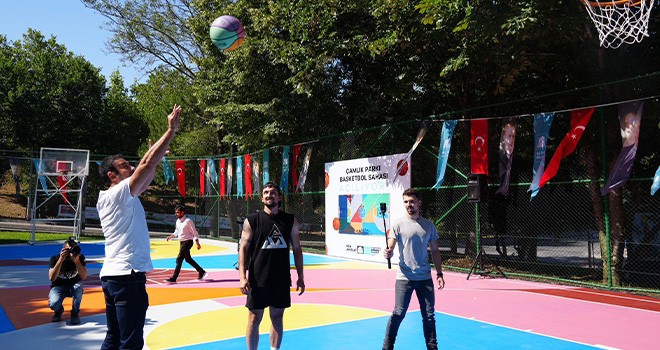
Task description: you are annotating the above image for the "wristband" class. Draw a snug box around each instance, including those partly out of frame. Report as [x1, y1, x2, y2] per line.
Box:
[437, 271, 443, 278]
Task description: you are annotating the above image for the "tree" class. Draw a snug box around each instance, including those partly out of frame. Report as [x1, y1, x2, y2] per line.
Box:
[0, 29, 148, 155]
[81, 0, 203, 81]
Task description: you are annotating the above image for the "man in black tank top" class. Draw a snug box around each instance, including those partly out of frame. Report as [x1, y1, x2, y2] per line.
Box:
[239, 182, 305, 350]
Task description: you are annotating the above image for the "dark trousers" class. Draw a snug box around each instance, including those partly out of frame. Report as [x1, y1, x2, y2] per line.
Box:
[383, 279, 437, 350]
[171, 240, 204, 279]
[101, 272, 149, 350]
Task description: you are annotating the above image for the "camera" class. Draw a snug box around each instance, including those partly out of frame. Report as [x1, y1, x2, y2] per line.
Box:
[67, 245, 80, 256]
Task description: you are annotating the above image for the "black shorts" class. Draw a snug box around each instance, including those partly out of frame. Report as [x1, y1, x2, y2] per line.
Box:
[246, 286, 291, 310]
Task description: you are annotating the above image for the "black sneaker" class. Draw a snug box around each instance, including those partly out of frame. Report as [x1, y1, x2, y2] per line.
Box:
[198, 271, 208, 280]
[70, 312, 80, 325]
[51, 308, 63, 322]
[163, 278, 177, 284]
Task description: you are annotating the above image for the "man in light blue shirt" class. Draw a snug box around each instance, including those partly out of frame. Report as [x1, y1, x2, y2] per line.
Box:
[383, 188, 445, 350]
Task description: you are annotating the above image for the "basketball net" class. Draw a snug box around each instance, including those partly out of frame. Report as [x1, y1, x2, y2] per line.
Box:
[582, 0, 655, 49]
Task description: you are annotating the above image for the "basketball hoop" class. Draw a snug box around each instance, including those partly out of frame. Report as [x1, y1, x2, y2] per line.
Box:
[582, 0, 655, 49]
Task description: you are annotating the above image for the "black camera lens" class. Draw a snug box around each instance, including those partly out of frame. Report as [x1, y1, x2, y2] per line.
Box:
[69, 245, 81, 256]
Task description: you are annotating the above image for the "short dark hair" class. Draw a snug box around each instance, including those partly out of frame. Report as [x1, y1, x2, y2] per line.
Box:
[98, 154, 123, 186]
[174, 204, 186, 213]
[262, 181, 282, 195]
[402, 188, 422, 200]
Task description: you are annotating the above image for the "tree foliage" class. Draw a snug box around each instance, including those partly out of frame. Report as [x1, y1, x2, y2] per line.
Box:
[81, 0, 203, 81]
[0, 29, 147, 155]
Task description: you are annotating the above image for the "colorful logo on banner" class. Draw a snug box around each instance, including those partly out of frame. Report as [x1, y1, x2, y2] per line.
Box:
[324, 153, 410, 263]
[432, 120, 457, 189]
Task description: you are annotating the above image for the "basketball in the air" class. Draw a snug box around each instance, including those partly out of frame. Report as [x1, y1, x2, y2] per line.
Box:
[209, 15, 246, 51]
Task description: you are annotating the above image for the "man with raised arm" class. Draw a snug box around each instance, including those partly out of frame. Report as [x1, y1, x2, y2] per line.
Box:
[97, 104, 182, 349]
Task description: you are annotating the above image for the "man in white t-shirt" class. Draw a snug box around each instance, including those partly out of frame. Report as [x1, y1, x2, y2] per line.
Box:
[382, 188, 445, 350]
[164, 204, 207, 283]
[96, 104, 182, 350]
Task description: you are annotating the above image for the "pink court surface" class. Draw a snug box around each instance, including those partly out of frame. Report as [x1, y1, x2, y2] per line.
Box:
[0, 239, 658, 349]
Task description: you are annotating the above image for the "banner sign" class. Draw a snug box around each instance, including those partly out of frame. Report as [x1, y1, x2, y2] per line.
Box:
[325, 153, 410, 263]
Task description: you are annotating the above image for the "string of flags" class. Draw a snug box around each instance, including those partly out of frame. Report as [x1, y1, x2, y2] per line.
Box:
[158, 142, 315, 199]
[431, 100, 654, 199]
[12, 99, 655, 199]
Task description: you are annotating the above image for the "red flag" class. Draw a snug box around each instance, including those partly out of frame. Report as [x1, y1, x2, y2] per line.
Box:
[471, 119, 489, 175]
[199, 159, 206, 197]
[57, 176, 70, 204]
[539, 108, 594, 188]
[292, 144, 302, 189]
[219, 158, 226, 199]
[244, 154, 252, 199]
[175, 160, 186, 197]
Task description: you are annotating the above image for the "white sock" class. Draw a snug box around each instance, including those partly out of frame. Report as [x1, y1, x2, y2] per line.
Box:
[271, 348, 279, 350]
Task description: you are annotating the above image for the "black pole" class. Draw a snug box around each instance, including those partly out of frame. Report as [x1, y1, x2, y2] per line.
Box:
[380, 203, 391, 269]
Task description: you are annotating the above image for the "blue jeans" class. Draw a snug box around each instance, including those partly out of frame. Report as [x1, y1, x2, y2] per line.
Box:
[48, 282, 84, 314]
[383, 279, 437, 350]
[101, 272, 149, 350]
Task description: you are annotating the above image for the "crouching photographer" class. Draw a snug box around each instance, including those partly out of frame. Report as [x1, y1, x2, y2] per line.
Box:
[48, 238, 87, 325]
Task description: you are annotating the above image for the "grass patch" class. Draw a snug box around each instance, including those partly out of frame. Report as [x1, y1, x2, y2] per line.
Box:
[0, 231, 99, 245]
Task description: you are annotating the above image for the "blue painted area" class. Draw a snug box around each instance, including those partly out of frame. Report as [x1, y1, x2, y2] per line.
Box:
[171, 313, 599, 350]
[151, 253, 345, 270]
[0, 242, 106, 260]
[0, 306, 15, 334]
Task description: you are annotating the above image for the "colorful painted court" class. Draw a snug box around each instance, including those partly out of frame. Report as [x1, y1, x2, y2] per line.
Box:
[0, 239, 657, 349]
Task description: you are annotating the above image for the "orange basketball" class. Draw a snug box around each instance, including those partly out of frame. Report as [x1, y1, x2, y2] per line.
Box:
[332, 217, 340, 230]
[325, 172, 330, 188]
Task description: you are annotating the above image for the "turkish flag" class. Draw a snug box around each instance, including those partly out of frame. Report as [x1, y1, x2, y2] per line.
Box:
[244, 154, 252, 199]
[471, 119, 489, 175]
[539, 108, 594, 188]
[219, 158, 226, 199]
[292, 144, 302, 189]
[199, 160, 206, 197]
[175, 160, 186, 197]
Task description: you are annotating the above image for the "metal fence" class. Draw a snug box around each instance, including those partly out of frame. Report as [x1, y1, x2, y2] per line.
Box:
[2, 100, 658, 294]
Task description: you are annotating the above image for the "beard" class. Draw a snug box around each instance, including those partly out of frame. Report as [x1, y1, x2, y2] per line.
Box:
[264, 200, 278, 209]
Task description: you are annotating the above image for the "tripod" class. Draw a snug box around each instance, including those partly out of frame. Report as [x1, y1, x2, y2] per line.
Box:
[467, 248, 506, 280]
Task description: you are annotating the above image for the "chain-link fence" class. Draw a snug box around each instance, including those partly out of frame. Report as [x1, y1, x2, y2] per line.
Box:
[2, 100, 658, 294]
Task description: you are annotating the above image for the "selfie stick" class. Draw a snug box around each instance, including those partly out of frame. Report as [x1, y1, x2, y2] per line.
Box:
[380, 202, 391, 269]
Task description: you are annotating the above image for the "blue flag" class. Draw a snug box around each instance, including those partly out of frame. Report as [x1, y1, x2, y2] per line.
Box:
[652, 166, 660, 196]
[528, 113, 555, 199]
[263, 149, 270, 184]
[208, 157, 218, 184]
[33, 159, 49, 195]
[432, 120, 457, 189]
[162, 158, 175, 185]
[281, 146, 290, 193]
[236, 156, 244, 197]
